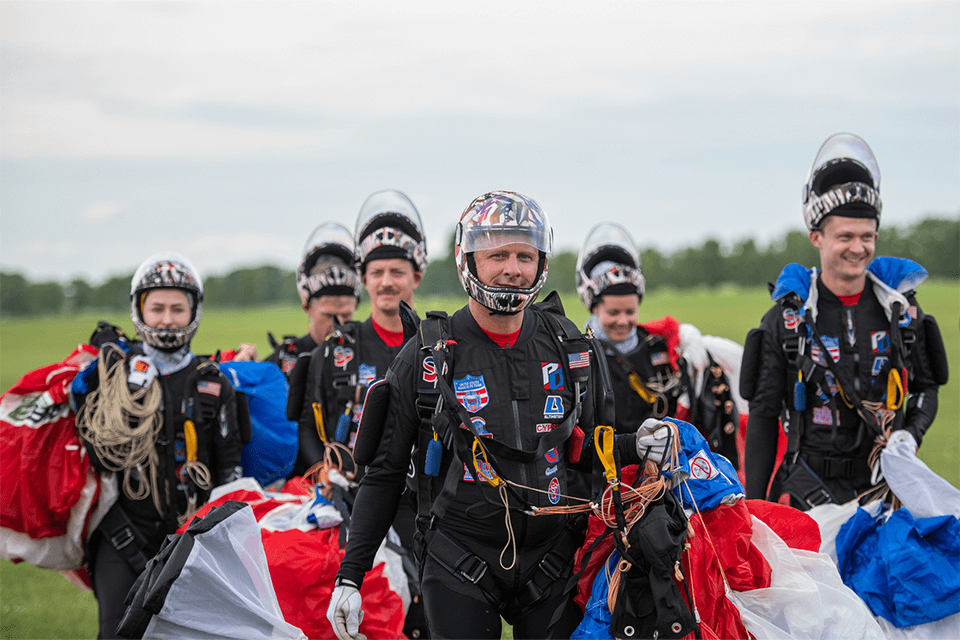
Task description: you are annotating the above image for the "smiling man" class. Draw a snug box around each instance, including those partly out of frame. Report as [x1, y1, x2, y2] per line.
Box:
[740, 133, 948, 510]
[327, 191, 669, 640]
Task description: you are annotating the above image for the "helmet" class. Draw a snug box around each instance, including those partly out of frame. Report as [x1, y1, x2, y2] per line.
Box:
[296, 223, 361, 305]
[454, 191, 553, 314]
[802, 133, 882, 231]
[130, 252, 203, 351]
[355, 190, 428, 274]
[576, 223, 645, 311]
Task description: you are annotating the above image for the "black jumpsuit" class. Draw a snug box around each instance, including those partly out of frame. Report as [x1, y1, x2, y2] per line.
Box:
[337, 306, 641, 639]
[745, 277, 939, 506]
[76, 349, 243, 639]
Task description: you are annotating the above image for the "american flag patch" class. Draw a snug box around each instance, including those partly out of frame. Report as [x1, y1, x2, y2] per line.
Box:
[568, 351, 590, 369]
[651, 352, 669, 366]
[198, 380, 221, 396]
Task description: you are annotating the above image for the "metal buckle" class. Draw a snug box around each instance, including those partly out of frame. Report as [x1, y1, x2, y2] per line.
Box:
[456, 555, 488, 585]
[110, 527, 135, 550]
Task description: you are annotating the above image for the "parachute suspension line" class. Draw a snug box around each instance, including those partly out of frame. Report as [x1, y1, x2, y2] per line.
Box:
[498, 482, 518, 571]
[75, 344, 165, 516]
[862, 414, 902, 510]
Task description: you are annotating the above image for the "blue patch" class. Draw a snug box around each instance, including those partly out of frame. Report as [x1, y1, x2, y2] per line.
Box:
[548, 477, 560, 504]
[871, 331, 890, 354]
[811, 335, 840, 364]
[544, 395, 564, 419]
[453, 374, 489, 413]
[470, 416, 491, 436]
[871, 356, 888, 377]
[545, 447, 560, 464]
[358, 363, 377, 387]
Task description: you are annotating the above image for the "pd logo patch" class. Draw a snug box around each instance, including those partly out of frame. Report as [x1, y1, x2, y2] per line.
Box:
[333, 346, 354, 369]
[871, 356, 888, 377]
[358, 363, 377, 387]
[871, 331, 890, 354]
[542, 362, 564, 390]
[544, 395, 564, 419]
[454, 374, 489, 413]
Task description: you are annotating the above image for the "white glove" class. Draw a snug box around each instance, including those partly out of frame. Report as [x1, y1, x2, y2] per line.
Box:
[327, 579, 365, 640]
[886, 429, 918, 453]
[636, 418, 670, 465]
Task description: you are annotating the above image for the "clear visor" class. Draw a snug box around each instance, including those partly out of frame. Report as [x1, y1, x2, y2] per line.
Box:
[302, 223, 356, 263]
[355, 189, 424, 239]
[576, 223, 639, 273]
[461, 225, 553, 255]
[130, 251, 203, 296]
[806, 133, 881, 191]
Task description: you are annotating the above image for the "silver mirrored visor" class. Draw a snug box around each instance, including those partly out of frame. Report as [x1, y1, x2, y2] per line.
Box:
[806, 134, 881, 190]
[804, 182, 882, 220]
[461, 227, 553, 255]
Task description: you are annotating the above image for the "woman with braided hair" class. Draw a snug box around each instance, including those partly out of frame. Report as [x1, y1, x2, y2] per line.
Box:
[71, 252, 243, 639]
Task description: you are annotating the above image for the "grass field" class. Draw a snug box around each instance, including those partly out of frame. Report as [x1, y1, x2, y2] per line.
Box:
[1, 283, 957, 639]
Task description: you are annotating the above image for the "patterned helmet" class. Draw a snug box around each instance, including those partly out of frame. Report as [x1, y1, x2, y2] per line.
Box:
[355, 190, 428, 274]
[576, 223, 645, 311]
[803, 133, 882, 231]
[130, 252, 203, 351]
[296, 223, 361, 305]
[455, 191, 553, 314]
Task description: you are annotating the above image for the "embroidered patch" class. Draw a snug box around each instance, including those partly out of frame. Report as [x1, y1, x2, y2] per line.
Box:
[333, 346, 354, 369]
[810, 335, 840, 364]
[542, 362, 563, 390]
[544, 395, 564, 419]
[422, 356, 446, 384]
[782, 308, 801, 330]
[358, 363, 376, 387]
[536, 423, 556, 433]
[198, 380, 221, 396]
[871, 356, 888, 377]
[651, 352, 669, 367]
[871, 331, 890, 354]
[568, 351, 590, 369]
[470, 416, 491, 436]
[462, 461, 497, 484]
[812, 406, 835, 425]
[453, 374, 489, 413]
[545, 465, 558, 476]
[548, 477, 561, 504]
[544, 447, 560, 464]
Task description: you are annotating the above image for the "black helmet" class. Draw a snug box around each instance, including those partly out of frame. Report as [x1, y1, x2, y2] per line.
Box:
[296, 223, 361, 305]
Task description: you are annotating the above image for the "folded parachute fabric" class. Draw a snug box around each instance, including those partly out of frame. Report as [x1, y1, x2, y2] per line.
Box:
[881, 436, 960, 520]
[836, 504, 960, 628]
[117, 501, 305, 639]
[663, 417, 743, 511]
[731, 517, 885, 640]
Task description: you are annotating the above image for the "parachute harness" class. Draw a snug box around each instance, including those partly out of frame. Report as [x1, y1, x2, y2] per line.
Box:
[76, 344, 166, 517]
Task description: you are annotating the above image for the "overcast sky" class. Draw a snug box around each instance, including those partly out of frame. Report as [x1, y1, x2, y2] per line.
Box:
[1, 0, 957, 284]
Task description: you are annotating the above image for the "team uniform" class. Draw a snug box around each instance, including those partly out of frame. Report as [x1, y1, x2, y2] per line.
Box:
[70, 254, 243, 639]
[742, 261, 943, 506]
[741, 133, 948, 509]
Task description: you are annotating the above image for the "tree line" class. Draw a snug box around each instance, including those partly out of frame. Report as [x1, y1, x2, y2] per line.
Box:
[3, 216, 957, 316]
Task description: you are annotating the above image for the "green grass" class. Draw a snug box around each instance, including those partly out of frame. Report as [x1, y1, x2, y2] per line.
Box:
[1, 284, 956, 638]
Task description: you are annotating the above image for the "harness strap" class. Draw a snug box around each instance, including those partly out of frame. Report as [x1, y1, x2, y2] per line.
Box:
[98, 503, 152, 574]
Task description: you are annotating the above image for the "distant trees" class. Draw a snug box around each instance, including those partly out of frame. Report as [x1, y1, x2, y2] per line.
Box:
[2, 215, 956, 316]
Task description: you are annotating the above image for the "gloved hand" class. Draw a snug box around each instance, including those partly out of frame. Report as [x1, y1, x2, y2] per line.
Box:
[886, 429, 918, 453]
[90, 321, 128, 349]
[327, 578, 365, 640]
[636, 418, 671, 465]
[126, 354, 159, 393]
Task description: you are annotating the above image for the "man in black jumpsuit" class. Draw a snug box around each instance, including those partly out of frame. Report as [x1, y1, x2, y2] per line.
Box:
[742, 133, 946, 508]
[262, 223, 360, 380]
[326, 191, 667, 640]
[71, 252, 244, 638]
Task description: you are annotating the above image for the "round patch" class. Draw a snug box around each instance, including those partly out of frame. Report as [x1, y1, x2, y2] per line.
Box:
[548, 477, 560, 504]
